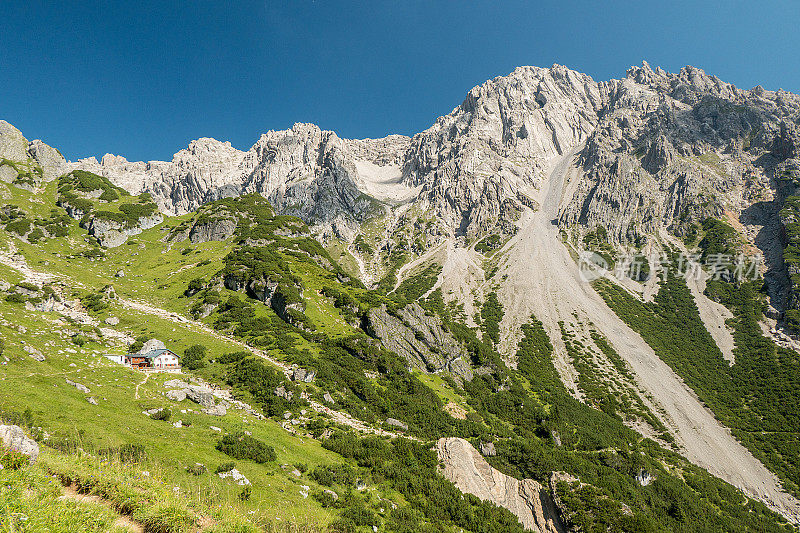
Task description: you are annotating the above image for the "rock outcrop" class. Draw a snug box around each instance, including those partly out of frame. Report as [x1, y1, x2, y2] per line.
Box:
[368, 302, 473, 381]
[0, 120, 67, 181]
[82, 212, 164, 248]
[437, 437, 565, 532]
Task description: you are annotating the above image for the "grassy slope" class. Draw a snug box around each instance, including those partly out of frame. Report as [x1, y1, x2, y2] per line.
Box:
[0, 294, 344, 527]
[1, 180, 797, 532]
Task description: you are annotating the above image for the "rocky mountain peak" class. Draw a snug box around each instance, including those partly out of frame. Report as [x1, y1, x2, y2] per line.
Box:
[0, 120, 67, 181]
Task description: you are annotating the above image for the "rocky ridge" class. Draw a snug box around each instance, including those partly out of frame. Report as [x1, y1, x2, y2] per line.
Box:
[0, 120, 68, 182]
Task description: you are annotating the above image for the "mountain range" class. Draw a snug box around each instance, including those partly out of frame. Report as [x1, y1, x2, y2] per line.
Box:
[1, 62, 800, 532]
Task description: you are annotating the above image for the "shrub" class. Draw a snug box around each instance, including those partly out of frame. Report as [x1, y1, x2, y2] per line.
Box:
[183, 344, 207, 370]
[71, 334, 88, 347]
[185, 277, 205, 296]
[215, 462, 236, 474]
[313, 490, 338, 508]
[186, 463, 207, 476]
[128, 335, 149, 354]
[0, 448, 30, 470]
[5, 293, 26, 303]
[238, 486, 251, 501]
[99, 188, 119, 201]
[218, 351, 248, 364]
[216, 432, 276, 464]
[150, 408, 171, 421]
[310, 464, 356, 487]
[480, 292, 504, 345]
[81, 292, 109, 313]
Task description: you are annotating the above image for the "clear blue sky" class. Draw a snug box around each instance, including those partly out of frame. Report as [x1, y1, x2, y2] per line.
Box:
[2, 0, 798, 162]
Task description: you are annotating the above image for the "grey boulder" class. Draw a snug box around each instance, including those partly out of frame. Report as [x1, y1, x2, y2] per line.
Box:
[0, 425, 39, 463]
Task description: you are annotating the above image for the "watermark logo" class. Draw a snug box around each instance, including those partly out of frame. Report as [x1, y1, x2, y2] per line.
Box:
[578, 251, 762, 283]
[577, 251, 609, 281]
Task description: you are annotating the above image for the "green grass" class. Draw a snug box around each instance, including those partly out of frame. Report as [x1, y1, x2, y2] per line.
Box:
[0, 461, 126, 532]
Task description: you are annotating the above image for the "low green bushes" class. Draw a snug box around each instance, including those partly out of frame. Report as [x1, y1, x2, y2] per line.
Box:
[216, 432, 276, 464]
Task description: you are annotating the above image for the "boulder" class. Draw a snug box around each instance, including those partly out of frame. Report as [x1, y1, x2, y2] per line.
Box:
[323, 392, 334, 404]
[218, 467, 250, 485]
[139, 338, 166, 354]
[189, 217, 238, 243]
[202, 404, 227, 416]
[635, 469, 654, 486]
[274, 384, 293, 401]
[480, 442, 497, 457]
[166, 389, 187, 402]
[386, 418, 408, 431]
[86, 397, 98, 405]
[66, 378, 91, 394]
[437, 437, 564, 532]
[184, 384, 216, 408]
[292, 366, 316, 383]
[104, 316, 120, 326]
[0, 425, 39, 463]
[24, 345, 45, 362]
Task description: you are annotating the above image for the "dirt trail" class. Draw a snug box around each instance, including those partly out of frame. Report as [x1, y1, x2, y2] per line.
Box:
[0, 243, 397, 440]
[116, 298, 404, 438]
[59, 485, 144, 533]
[134, 372, 150, 400]
[497, 150, 800, 523]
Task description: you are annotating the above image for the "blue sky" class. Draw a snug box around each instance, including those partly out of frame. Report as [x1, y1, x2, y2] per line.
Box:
[2, 0, 798, 162]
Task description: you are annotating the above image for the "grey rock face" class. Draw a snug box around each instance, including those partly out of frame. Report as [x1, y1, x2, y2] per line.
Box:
[0, 121, 30, 162]
[0, 121, 67, 181]
[27, 139, 68, 180]
[402, 65, 602, 238]
[0, 425, 40, 463]
[291, 365, 316, 383]
[71, 125, 392, 235]
[189, 216, 237, 243]
[560, 62, 800, 241]
[368, 302, 473, 381]
[480, 441, 497, 457]
[79, 212, 164, 248]
[274, 384, 293, 401]
[0, 164, 17, 183]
